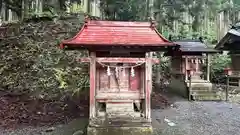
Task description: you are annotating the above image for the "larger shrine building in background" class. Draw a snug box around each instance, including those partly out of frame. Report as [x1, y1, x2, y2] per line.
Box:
[60, 18, 178, 135]
[215, 22, 240, 86]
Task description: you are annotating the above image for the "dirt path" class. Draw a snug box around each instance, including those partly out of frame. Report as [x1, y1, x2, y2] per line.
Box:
[0, 118, 88, 135]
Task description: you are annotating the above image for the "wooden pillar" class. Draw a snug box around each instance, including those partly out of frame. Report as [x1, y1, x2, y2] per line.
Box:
[207, 54, 211, 82]
[141, 64, 145, 97]
[145, 52, 151, 120]
[89, 51, 96, 119]
[185, 56, 188, 81]
[149, 52, 153, 94]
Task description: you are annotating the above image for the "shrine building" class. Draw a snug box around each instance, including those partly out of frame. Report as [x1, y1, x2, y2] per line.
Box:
[60, 18, 178, 135]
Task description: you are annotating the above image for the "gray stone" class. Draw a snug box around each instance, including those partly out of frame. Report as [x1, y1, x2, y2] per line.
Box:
[72, 130, 84, 135]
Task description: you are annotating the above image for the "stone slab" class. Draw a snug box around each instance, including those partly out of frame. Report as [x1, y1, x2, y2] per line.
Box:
[87, 126, 153, 135]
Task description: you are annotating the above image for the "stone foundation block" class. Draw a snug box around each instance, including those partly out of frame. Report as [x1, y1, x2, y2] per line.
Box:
[87, 126, 153, 135]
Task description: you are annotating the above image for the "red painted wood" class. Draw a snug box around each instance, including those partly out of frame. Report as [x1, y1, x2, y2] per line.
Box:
[119, 68, 129, 89]
[98, 67, 110, 90]
[97, 58, 146, 63]
[78, 57, 160, 64]
[96, 99, 139, 103]
[97, 66, 143, 91]
[96, 91, 140, 93]
[152, 58, 160, 64]
[61, 20, 174, 47]
[109, 72, 118, 89]
[79, 57, 90, 62]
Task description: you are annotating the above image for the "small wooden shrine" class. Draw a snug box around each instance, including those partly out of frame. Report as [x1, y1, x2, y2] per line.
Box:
[60, 18, 177, 135]
[215, 22, 240, 86]
[165, 38, 220, 100]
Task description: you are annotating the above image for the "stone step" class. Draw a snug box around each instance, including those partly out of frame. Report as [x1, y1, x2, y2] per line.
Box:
[191, 90, 217, 95]
[190, 86, 212, 91]
[89, 117, 151, 127]
[192, 94, 221, 101]
[106, 103, 134, 114]
[107, 113, 141, 118]
[88, 126, 152, 135]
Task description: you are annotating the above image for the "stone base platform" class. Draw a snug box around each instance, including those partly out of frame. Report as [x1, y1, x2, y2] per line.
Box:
[87, 117, 153, 135]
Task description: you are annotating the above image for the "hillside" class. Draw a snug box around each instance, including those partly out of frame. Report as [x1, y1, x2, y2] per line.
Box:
[0, 15, 89, 128]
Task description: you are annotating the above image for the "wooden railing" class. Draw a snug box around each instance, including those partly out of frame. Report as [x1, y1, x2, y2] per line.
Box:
[230, 71, 240, 77]
[228, 71, 240, 86]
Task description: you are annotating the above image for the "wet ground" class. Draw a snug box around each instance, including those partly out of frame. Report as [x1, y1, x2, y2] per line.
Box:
[2, 96, 240, 135]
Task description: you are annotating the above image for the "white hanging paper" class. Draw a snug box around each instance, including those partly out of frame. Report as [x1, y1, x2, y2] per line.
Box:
[195, 59, 198, 64]
[115, 67, 119, 78]
[191, 59, 194, 63]
[123, 68, 126, 77]
[107, 66, 111, 76]
[131, 67, 135, 77]
[198, 59, 201, 64]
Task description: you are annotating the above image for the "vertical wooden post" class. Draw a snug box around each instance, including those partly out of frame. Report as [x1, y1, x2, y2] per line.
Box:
[149, 52, 153, 94]
[238, 78, 240, 87]
[207, 54, 211, 82]
[141, 65, 145, 97]
[145, 52, 151, 120]
[185, 57, 188, 81]
[188, 73, 192, 101]
[226, 75, 229, 101]
[89, 51, 96, 119]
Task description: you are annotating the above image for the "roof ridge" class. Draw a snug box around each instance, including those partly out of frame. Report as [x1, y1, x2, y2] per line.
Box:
[60, 20, 175, 49]
[86, 24, 152, 27]
[85, 20, 152, 27]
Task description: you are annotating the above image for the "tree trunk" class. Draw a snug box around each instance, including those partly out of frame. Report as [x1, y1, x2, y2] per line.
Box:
[22, 0, 29, 20]
[1, 3, 5, 21]
[39, 0, 43, 13]
[35, 0, 39, 13]
[8, 9, 12, 22]
[0, 0, 2, 12]
[145, 0, 149, 20]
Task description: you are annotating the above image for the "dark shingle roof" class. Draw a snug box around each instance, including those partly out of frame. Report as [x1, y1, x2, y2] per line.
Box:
[215, 22, 240, 50]
[174, 40, 219, 53]
[231, 22, 240, 32]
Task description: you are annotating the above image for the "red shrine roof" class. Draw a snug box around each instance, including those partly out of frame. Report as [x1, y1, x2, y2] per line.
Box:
[60, 20, 176, 50]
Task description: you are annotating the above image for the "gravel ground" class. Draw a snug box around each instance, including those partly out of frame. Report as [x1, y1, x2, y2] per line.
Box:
[152, 101, 240, 135]
[1, 98, 240, 135]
